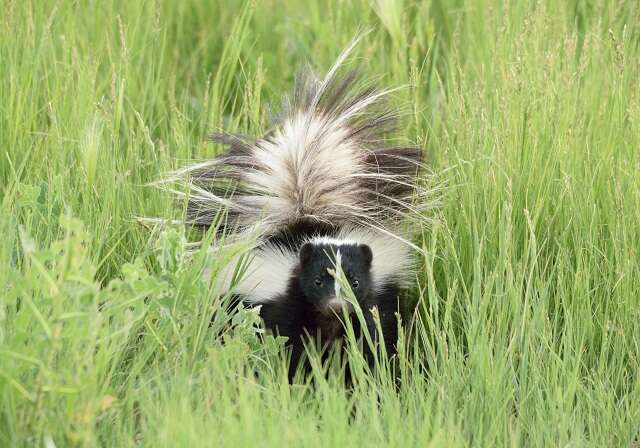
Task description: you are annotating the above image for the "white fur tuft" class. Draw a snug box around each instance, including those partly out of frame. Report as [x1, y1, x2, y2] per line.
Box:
[216, 242, 298, 304]
[157, 37, 436, 242]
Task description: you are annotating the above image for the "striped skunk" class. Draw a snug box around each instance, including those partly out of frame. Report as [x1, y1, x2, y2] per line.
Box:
[239, 229, 414, 380]
[162, 39, 430, 380]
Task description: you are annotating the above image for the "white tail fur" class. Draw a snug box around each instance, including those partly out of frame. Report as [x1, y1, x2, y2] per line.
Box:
[158, 37, 436, 244]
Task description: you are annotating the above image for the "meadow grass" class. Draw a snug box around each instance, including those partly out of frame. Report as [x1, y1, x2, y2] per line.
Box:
[1, 0, 639, 446]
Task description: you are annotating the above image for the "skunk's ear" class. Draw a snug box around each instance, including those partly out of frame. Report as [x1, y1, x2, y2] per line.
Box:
[358, 244, 373, 267]
[299, 243, 314, 265]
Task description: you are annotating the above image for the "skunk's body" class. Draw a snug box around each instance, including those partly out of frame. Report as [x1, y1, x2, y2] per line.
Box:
[162, 39, 432, 379]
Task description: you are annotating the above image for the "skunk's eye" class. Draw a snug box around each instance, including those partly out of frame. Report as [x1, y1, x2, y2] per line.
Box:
[352, 279, 359, 289]
[314, 278, 323, 287]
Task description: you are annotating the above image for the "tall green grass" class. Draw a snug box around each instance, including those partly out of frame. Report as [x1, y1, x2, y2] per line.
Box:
[1, 0, 639, 446]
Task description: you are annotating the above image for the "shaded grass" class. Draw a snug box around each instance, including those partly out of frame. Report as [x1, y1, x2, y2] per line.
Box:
[1, 0, 639, 446]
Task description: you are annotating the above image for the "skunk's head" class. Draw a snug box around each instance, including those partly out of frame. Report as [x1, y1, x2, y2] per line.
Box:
[297, 241, 373, 315]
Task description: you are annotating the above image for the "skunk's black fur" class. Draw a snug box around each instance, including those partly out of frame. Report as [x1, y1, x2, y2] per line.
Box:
[258, 241, 399, 381]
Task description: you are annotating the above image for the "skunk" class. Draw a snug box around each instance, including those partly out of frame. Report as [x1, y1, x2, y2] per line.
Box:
[244, 229, 412, 380]
[162, 38, 431, 379]
[259, 241, 379, 381]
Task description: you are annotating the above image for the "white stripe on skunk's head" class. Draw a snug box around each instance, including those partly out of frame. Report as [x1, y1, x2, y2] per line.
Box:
[309, 227, 415, 291]
[333, 249, 342, 301]
[296, 243, 365, 316]
[226, 227, 414, 304]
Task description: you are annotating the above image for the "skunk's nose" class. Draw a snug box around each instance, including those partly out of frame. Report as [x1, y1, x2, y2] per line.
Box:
[323, 297, 352, 314]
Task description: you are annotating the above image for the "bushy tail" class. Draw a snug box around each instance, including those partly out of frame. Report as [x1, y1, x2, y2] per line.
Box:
[162, 38, 433, 242]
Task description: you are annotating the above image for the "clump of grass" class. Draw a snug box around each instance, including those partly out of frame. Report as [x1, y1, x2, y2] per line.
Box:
[1, 0, 639, 446]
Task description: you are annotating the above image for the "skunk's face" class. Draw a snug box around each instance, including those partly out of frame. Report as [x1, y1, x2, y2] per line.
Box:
[298, 242, 373, 315]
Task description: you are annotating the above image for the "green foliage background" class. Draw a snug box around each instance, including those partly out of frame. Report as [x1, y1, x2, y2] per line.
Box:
[1, 0, 639, 446]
